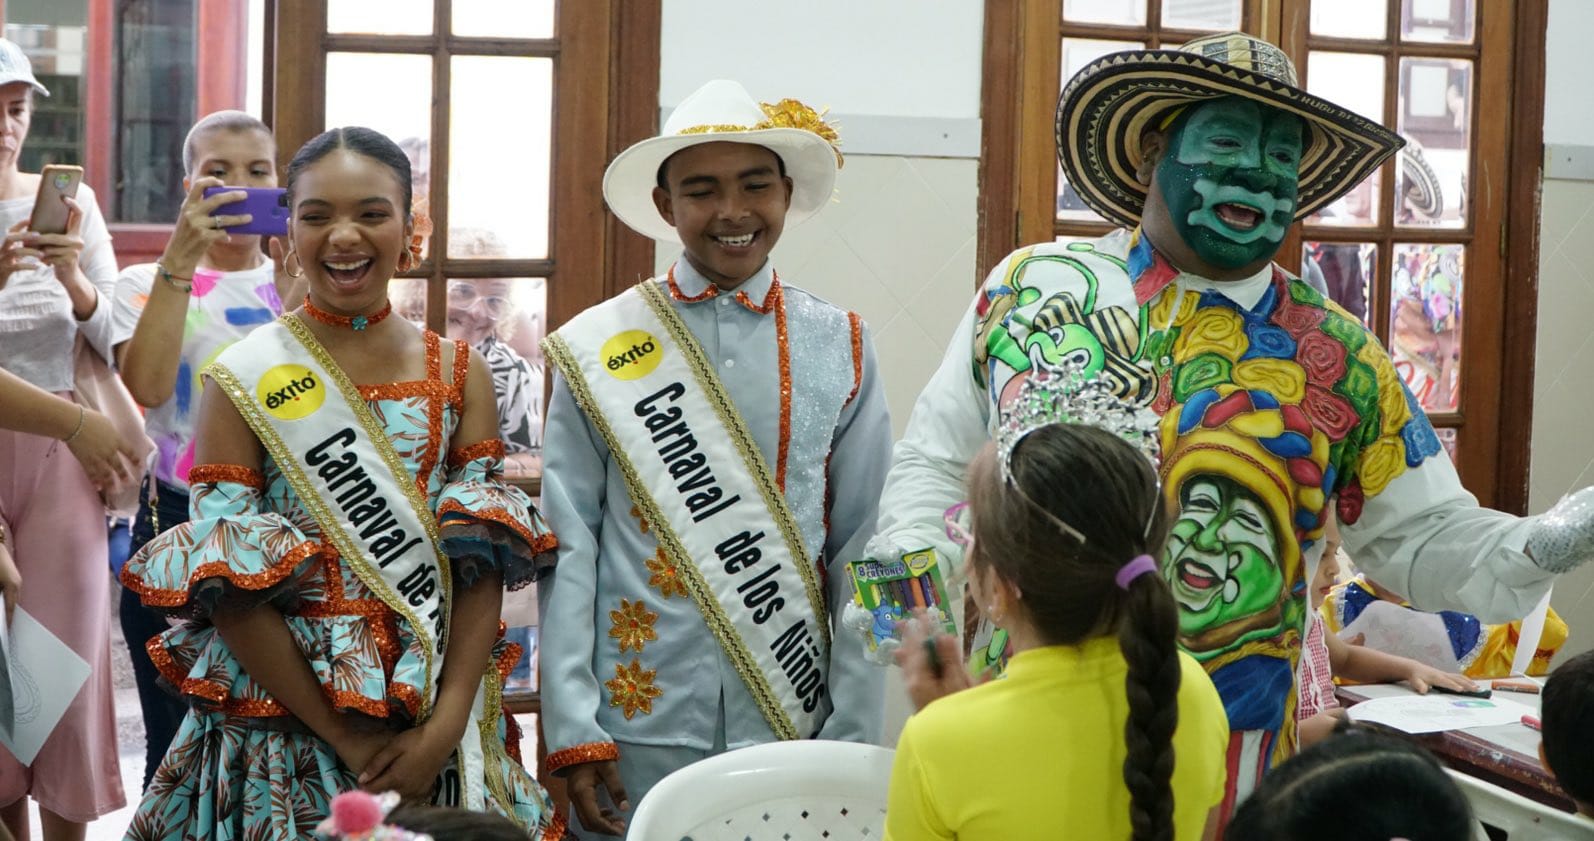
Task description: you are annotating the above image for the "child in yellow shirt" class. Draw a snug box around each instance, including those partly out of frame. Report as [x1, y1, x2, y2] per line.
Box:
[886, 417, 1229, 841]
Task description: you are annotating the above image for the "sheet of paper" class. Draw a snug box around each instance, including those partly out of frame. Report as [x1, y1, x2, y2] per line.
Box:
[1346, 693, 1536, 734]
[0, 609, 90, 765]
[1338, 600, 1460, 671]
[1511, 588, 1553, 678]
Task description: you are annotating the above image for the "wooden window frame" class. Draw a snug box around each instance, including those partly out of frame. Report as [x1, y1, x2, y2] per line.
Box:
[979, 0, 1545, 513]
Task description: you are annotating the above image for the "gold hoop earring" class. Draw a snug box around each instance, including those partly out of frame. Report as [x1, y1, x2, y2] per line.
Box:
[284, 250, 305, 279]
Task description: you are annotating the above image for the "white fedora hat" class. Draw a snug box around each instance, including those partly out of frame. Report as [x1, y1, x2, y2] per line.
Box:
[603, 79, 842, 243]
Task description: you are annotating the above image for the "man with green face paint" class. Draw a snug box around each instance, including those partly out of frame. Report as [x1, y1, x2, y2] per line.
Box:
[870, 31, 1594, 822]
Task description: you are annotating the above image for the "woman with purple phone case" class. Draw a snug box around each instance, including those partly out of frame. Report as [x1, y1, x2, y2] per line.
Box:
[110, 110, 303, 798]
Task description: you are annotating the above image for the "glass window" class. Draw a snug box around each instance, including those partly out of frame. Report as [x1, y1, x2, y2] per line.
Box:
[453, 0, 554, 39]
[1397, 57, 1471, 229]
[1161, 0, 1242, 31]
[1390, 243, 1464, 412]
[325, 53, 434, 252]
[1402, 0, 1474, 44]
[447, 56, 553, 259]
[112, 0, 196, 223]
[328, 0, 433, 36]
[1311, 0, 1389, 39]
[1064, 0, 1147, 26]
[1303, 241, 1377, 326]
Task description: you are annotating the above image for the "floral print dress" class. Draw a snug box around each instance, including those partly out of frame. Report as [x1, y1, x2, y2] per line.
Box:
[119, 332, 564, 841]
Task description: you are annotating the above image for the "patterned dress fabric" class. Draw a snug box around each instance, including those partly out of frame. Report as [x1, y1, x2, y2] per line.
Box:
[119, 333, 563, 841]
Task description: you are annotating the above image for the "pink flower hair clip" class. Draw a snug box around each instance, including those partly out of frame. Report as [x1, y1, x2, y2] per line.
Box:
[316, 790, 432, 841]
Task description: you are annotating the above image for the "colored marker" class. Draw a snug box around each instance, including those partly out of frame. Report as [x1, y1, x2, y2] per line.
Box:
[1492, 680, 1541, 695]
[1521, 714, 1541, 731]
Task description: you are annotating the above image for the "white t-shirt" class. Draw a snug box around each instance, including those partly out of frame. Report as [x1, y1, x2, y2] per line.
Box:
[0, 184, 119, 392]
[111, 261, 283, 488]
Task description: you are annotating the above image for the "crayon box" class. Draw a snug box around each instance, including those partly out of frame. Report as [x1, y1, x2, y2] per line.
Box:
[846, 548, 957, 653]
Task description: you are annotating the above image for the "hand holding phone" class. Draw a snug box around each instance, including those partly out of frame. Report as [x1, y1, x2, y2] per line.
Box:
[29, 165, 83, 235]
[202, 186, 289, 237]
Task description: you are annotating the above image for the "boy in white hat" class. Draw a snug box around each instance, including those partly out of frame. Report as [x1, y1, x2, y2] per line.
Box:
[538, 79, 889, 836]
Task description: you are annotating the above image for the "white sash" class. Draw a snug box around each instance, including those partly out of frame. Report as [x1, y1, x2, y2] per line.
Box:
[545, 281, 831, 740]
[208, 316, 493, 809]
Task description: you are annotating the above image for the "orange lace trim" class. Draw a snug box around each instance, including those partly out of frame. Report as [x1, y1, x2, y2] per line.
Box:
[774, 283, 792, 492]
[665, 265, 716, 303]
[496, 640, 523, 685]
[449, 338, 471, 405]
[542, 810, 568, 841]
[147, 638, 397, 719]
[545, 742, 619, 773]
[846, 311, 864, 406]
[438, 501, 559, 557]
[121, 539, 322, 608]
[187, 464, 267, 490]
[448, 439, 505, 469]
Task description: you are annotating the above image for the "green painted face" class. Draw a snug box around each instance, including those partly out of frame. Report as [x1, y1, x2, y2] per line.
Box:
[1162, 476, 1286, 649]
[1154, 97, 1304, 271]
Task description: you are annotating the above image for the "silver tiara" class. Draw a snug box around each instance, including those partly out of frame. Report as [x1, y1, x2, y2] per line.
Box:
[995, 359, 1163, 486]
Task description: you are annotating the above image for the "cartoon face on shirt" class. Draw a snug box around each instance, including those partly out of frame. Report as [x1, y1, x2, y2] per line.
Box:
[1164, 474, 1287, 654]
[1155, 98, 1304, 272]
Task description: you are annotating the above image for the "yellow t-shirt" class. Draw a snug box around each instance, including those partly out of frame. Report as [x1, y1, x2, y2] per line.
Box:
[885, 637, 1230, 840]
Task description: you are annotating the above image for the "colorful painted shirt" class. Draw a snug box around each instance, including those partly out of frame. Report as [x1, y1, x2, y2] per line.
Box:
[1320, 574, 1568, 678]
[876, 228, 1554, 811]
[111, 261, 283, 487]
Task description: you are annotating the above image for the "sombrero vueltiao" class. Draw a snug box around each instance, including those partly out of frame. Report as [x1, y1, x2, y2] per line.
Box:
[1398, 136, 1444, 219]
[1056, 32, 1404, 229]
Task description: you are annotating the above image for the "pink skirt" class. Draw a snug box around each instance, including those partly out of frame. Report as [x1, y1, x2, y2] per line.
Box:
[0, 426, 125, 821]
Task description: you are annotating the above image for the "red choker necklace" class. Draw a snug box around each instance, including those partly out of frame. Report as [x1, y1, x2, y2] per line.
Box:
[302, 296, 392, 331]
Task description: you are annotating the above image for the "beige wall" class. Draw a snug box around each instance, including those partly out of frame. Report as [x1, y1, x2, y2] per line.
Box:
[1530, 178, 1594, 660]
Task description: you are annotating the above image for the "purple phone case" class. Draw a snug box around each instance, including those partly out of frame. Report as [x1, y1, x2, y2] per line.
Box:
[203, 186, 289, 237]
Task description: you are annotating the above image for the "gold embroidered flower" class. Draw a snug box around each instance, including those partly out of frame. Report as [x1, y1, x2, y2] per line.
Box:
[608, 598, 659, 653]
[605, 658, 663, 720]
[645, 550, 688, 599]
[629, 505, 650, 535]
[758, 99, 844, 168]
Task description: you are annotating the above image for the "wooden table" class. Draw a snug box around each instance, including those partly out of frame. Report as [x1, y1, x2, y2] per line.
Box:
[1335, 683, 1578, 814]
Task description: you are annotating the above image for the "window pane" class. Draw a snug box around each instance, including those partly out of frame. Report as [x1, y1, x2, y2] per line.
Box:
[1058, 39, 1144, 224]
[1306, 52, 1385, 226]
[448, 57, 552, 259]
[1435, 426, 1458, 461]
[1161, 0, 1242, 31]
[325, 53, 434, 252]
[328, 0, 431, 36]
[453, 0, 554, 39]
[1397, 58, 1470, 229]
[1311, 0, 1389, 40]
[5, 22, 86, 173]
[112, 0, 196, 223]
[1402, 0, 1474, 44]
[1303, 242, 1377, 326]
[446, 275, 547, 479]
[1063, 0, 1146, 26]
[1390, 243, 1463, 412]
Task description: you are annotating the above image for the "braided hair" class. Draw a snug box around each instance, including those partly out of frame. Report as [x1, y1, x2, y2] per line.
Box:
[967, 424, 1177, 841]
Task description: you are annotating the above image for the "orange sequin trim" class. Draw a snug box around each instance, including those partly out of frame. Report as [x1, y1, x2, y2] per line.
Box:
[438, 501, 558, 556]
[187, 464, 266, 489]
[545, 742, 619, 773]
[543, 809, 569, 841]
[148, 636, 401, 720]
[357, 380, 453, 403]
[448, 439, 506, 468]
[846, 311, 864, 407]
[120, 539, 322, 608]
[664, 265, 781, 314]
[774, 282, 792, 492]
[496, 641, 523, 684]
[390, 682, 423, 719]
[449, 338, 471, 405]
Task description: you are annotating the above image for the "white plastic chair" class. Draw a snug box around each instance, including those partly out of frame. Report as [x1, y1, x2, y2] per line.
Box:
[1447, 769, 1594, 841]
[626, 740, 896, 840]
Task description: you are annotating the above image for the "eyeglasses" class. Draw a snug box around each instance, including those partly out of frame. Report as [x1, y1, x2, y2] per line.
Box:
[447, 283, 512, 317]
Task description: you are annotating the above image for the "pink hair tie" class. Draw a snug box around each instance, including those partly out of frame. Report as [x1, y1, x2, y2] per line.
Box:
[316, 790, 432, 841]
[1115, 554, 1158, 590]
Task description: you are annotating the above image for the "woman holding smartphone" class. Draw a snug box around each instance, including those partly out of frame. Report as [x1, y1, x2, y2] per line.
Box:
[0, 38, 128, 841]
[110, 110, 299, 795]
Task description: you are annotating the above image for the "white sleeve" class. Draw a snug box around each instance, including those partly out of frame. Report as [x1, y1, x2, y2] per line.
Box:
[74, 187, 121, 362]
[872, 287, 994, 575]
[111, 263, 158, 349]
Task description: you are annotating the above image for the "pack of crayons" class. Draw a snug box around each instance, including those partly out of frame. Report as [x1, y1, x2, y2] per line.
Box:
[846, 548, 957, 653]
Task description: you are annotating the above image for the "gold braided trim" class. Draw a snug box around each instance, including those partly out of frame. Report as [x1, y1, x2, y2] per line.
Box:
[470, 663, 548, 832]
[544, 333, 799, 741]
[637, 281, 831, 647]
